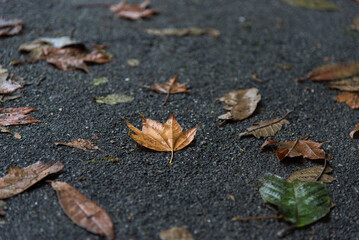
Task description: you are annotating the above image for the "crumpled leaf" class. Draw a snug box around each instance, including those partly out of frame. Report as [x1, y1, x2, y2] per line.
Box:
[54, 139, 101, 152]
[0, 65, 25, 95]
[159, 227, 194, 240]
[110, 0, 159, 20]
[326, 77, 359, 91]
[287, 166, 336, 183]
[0, 17, 23, 37]
[217, 88, 261, 123]
[14, 37, 113, 72]
[260, 173, 331, 227]
[0, 161, 64, 199]
[145, 74, 190, 105]
[238, 111, 290, 138]
[146, 27, 220, 38]
[50, 181, 114, 240]
[125, 114, 199, 165]
[349, 124, 359, 139]
[281, 0, 339, 11]
[351, 17, 359, 32]
[95, 93, 134, 105]
[0, 107, 40, 126]
[91, 77, 108, 86]
[335, 92, 359, 109]
[298, 61, 359, 81]
[260, 139, 325, 161]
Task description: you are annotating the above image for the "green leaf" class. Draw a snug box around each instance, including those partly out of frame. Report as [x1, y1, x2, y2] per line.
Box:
[95, 93, 134, 105]
[282, 0, 339, 11]
[91, 77, 108, 86]
[259, 174, 331, 227]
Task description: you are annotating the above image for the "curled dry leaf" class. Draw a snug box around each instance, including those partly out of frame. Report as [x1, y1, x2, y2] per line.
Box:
[326, 77, 359, 91]
[335, 92, 359, 109]
[238, 111, 290, 138]
[281, 0, 339, 11]
[145, 74, 189, 105]
[0, 107, 40, 126]
[349, 124, 359, 139]
[50, 181, 114, 240]
[146, 27, 220, 38]
[125, 114, 199, 165]
[217, 88, 261, 123]
[260, 139, 325, 161]
[0, 161, 64, 199]
[54, 139, 101, 152]
[0, 65, 25, 95]
[159, 227, 194, 240]
[0, 17, 23, 37]
[95, 93, 134, 105]
[287, 166, 336, 183]
[298, 61, 359, 81]
[110, 0, 159, 20]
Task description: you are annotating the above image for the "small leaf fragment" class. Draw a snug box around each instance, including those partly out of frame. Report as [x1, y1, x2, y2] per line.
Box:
[326, 77, 359, 91]
[349, 124, 359, 139]
[110, 0, 159, 20]
[287, 166, 336, 183]
[0, 17, 23, 37]
[0, 161, 64, 199]
[159, 227, 194, 240]
[95, 93, 134, 105]
[51, 181, 114, 240]
[0, 127, 11, 134]
[0, 107, 40, 127]
[335, 92, 359, 109]
[54, 138, 101, 152]
[260, 174, 331, 227]
[146, 27, 220, 38]
[281, 0, 339, 11]
[127, 59, 140, 67]
[91, 77, 108, 86]
[0, 65, 25, 95]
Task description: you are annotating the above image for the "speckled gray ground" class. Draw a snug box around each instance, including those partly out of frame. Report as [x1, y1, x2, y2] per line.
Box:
[1, 0, 359, 239]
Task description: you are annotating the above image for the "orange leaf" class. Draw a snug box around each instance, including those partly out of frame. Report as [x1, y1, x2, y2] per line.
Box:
[349, 124, 359, 139]
[125, 114, 199, 165]
[0, 107, 40, 126]
[260, 139, 326, 161]
[110, 0, 159, 20]
[0, 161, 64, 199]
[54, 138, 102, 152]
[335, 92, 359, 109]
[50, 181, 114, 240]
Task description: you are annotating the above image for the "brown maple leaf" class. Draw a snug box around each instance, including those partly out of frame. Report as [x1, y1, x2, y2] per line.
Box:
[335, 92, 359, 109]
[0, 107, 40, 127]
[260, 139, 326, 161]
[125, 114, 199, 165]
[110, 0, 159, 20]
[54, 138, 102, 152]
[145, 74, 190, 105]
[216, 88, 261, 125]
[0, 17, 23, 37]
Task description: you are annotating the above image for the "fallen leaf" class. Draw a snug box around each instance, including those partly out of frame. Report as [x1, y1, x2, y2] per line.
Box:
[91, 77, 108, 86]
[95, 93, 134, 105]
[125, 114, 199, 165]
[145, 74, 190, 105]
[50, 181, 114, 240]
[13, 132, 21, 139]
[287, 166, 336, 183]
[0, 127, 11, 134]
[0, 65, 25, 95]
[335, 92, 359, 109]
[159, 227, 194, 240]
[146, 27, 220, 38]
[217, 88, 261, 123]
[0, 161, 64, 199]
[238, 111, 290, 138]
[298, 61, 359, 81]
[349, 124, 359, 139]
[260, 174, 331, 227]
[54, 138, 101, 152]
[14, 37, 113, 72]
[260, 139, 325, 161]
[0, 107, 40, 126]
[281, 0, 339, 11]
[351, 17, 359, 31]
[110, 0, 159, 20]
[326, 77, 359, 91]
[0, 17, 23, 37]
[127, 59, 140, 67]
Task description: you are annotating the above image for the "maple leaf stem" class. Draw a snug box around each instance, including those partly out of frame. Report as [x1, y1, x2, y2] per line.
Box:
[169, 150, 174, 165]
[163, 91, 170, 106]
[315, 155, 327, 181]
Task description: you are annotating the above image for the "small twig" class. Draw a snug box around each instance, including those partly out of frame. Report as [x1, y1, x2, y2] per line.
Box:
[315, 155, 328, 181]
[232, 215, 282, 221]
[11, 57, 46, 66]
[36, 76, 46, 86]
[69, 27, 76, 39]
[295, 77, 309, 82]
[73, 3, 111, 8]
[277, 225, 296, 238]
[218, 119, 227, 127]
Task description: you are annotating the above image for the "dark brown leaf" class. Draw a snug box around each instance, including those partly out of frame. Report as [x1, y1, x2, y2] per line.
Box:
[54, 138, 101, 152]
[0, 161, 64, 199]
[326, 77, 359, 91]
[159, 227, 194, 240]
[287, 166, 336, 183]
[217, 88, 261, 122]
[110, 0, 159, 20]
[335, 92, 359, 109]
[0, 17, 23, 37]
[260, 139, 326, 161]
[51, 181, 114, 240]
[349, 124, 359, 139]
[0, 107, 40, 126]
